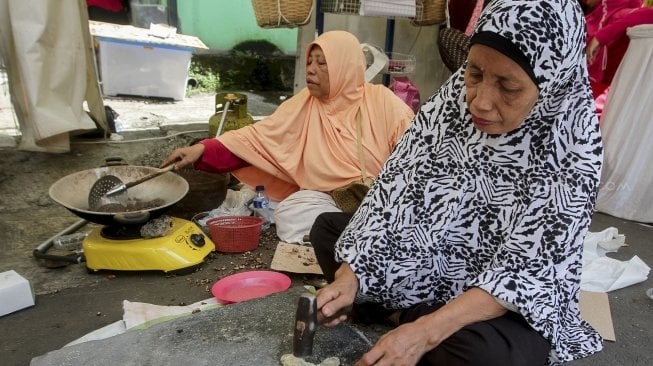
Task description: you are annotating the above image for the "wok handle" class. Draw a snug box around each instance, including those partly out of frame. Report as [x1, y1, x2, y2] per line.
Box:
[103, 157, 128, 166]
[124, 164, 176, 189]
[105, 164, 176, 197]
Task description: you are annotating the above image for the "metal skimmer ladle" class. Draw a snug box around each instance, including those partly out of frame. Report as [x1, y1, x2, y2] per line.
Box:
[88, 174, 128, 211]
[87, 164, 175, 211]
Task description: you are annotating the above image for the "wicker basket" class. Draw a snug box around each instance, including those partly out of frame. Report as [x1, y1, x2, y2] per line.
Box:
[412, 0, 446, 26]
[251, 0, 313, 28]
[437, 26, 471, 72]
[207, 216, 263, 253]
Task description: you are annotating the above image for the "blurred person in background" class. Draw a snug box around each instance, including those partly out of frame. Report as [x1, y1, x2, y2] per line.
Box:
[582, 0, 653, 120]
[86, 0, 130, 25]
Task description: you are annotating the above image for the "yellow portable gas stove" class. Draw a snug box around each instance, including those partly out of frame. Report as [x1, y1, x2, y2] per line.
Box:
[47, 162, 216, 273]
[83, 217, 214, 273]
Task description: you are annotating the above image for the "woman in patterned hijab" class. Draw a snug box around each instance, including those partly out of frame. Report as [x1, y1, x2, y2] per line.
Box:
[315, 0, 603, 364]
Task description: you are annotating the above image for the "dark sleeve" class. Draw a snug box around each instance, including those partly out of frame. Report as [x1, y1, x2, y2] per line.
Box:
[192, 138, 250, 173]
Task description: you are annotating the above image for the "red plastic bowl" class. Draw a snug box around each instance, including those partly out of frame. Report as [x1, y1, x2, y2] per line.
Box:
[211, 271, 291, 304]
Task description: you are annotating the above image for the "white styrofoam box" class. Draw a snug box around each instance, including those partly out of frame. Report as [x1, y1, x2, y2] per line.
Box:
[0, 270, 35, 316]
[97, 38, 192, 101]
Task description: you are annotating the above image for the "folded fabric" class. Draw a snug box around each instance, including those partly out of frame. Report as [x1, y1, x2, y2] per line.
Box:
[581, 227, 651, 292]
[65, 320, 127, 347]
[123, 297, 221, 330]
[63, 298, 222, 347]
[360, 0, 416, 17]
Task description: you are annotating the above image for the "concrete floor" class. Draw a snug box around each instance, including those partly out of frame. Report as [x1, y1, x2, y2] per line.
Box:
[0, 93, 651, 365]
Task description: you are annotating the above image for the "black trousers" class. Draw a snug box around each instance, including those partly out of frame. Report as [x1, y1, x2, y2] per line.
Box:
[309, 212, 551, 365]
[403, 303, 550, 365]
[310, 211, 354, 282]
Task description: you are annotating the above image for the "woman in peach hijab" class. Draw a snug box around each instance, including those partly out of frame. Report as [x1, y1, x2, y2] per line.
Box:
[162, 30, 414, 243]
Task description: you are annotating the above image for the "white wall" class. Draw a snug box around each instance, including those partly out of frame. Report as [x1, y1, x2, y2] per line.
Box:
[293, 11, 452, 104]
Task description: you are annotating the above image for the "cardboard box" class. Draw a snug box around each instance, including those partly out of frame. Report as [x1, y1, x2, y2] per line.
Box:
[97, 38, 192, 101]
[0, 270, 35, 316]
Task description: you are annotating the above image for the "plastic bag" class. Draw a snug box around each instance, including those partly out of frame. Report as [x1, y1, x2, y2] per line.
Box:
[389, 76, 420, 113]
[192, 189, 256, 230]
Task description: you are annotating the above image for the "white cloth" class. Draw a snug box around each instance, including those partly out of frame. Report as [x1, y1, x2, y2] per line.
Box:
[359, 0, 416, 17]
[65, 298, 221, 347]
[596, 25, 653, 223]
[0, 0, 97, 152]
[581, 227, 651, 292]
[274, 190, 341, 244]
[122, 298, 220, 330]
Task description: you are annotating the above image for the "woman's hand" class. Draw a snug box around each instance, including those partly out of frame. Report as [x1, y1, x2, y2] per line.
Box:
[160, 144, 205, 170]
[357, 287, 507, 365]
[355, 321, 432, 366]
[586, 37, 601, 64]
[316, 263, 358, 327]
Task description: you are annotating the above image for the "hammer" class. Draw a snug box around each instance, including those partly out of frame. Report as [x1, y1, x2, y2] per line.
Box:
[292, 292, 318, 357]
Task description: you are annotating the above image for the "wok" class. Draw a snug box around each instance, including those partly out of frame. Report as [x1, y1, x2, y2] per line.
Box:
[49, 165, 189, 226]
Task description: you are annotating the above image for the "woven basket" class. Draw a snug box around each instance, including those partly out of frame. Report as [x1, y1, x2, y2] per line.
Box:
[412, 0, 446, 26]
[251, 0, 313, 28]
[437, 26, 471, 72]
[207, 216, 263, 253]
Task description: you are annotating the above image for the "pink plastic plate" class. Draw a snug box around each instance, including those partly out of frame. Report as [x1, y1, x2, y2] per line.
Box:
[211, 271, 292, 304]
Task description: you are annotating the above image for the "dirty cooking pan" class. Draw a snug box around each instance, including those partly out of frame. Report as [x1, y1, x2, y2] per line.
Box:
[49, 165, 189, 226]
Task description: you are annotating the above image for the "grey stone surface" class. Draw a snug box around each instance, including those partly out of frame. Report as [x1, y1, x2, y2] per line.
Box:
[30, 286, 374, 366]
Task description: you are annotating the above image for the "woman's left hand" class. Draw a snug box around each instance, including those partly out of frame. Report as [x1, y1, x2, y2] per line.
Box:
[355, 321, 432, 366]
[586, 37, 601, 64]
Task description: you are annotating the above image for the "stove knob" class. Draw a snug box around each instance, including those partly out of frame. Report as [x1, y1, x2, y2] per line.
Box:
[190, 233, 205, 247]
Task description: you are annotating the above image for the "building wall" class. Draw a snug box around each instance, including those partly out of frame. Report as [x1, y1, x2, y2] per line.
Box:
[176, 0, 299, 54]
[174, 1, 450, 103]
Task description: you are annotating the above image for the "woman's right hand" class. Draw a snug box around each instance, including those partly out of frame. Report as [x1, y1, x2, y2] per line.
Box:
[316, 262, 359, 327]
[160, 143, 205, 170]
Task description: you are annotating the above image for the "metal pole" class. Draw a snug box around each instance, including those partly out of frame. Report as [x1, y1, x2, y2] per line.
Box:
[383, 18, 395, 86]
[316, 0, 324, 35]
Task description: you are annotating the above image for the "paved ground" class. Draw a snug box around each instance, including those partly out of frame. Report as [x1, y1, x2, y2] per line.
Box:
[0, 92, 651, 365]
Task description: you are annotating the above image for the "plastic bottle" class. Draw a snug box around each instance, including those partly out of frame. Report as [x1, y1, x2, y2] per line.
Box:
[252, 185, 273, 230]
[53, 232, 88, 251]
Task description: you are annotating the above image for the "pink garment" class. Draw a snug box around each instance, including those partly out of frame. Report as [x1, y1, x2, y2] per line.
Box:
[86, 0, 124, 12]
[585, 0, 653, 119]
[595, 6, 653, 46]
[194, 139, 248, 173]
[586, 0, 644, 83]
[464, 0, 485, 35]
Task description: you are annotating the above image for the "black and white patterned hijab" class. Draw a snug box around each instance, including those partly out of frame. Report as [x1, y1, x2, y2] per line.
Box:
[336, 0, 603, 362]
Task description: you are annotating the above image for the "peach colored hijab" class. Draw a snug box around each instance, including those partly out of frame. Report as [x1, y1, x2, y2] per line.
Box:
[217, 31, 414, 201]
